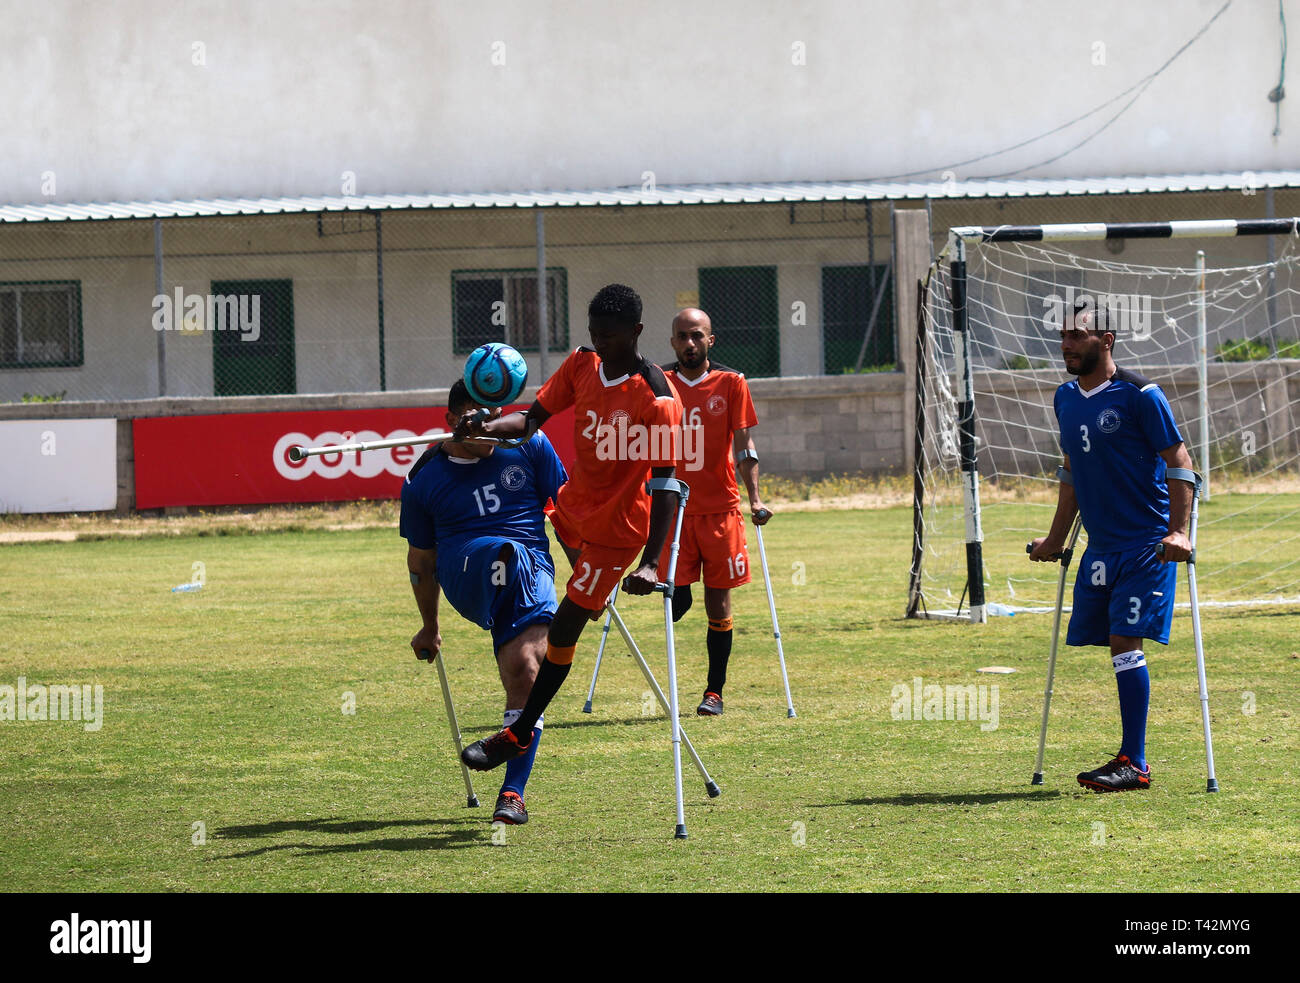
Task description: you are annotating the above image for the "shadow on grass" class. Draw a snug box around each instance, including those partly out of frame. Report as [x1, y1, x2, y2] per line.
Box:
[543, 714, 689, 731]
[812, 790, 1067, 808]
[212, 815, 483, 857]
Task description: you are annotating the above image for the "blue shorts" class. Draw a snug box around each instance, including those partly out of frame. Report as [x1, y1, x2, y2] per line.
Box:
[437, 536, 558, 653]
[1067, 544, 1178, 647]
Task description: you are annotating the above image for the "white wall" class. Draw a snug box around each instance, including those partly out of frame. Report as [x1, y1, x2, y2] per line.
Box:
[4, 0, 1295, 205]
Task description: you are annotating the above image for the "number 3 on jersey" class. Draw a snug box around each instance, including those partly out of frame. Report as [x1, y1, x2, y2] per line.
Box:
[1079, 424, 1091, 453]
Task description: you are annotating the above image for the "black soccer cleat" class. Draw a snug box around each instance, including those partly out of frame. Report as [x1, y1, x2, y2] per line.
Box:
[697, 691, 724, 716]
[461, 727, 530, 772]
[492, 790, 529, 825]
[1077, 753, 1151, 792]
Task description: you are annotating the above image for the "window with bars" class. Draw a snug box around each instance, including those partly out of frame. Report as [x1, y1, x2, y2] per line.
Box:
[452, 269, 568, 354]
[697, 266, 780, 378]
[0, 281, 83, 368]
[821, 264, 895, 374]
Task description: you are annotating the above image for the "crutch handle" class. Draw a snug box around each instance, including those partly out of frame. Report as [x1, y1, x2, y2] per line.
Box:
[1155, 542, 1197, 563]
[1026, 543, 1072, 563]
[417, 648, 435, 663]
[752, 507, 773, 524]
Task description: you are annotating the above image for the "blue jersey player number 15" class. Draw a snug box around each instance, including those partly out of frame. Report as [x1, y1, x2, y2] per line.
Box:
[400, 380, 569, 826]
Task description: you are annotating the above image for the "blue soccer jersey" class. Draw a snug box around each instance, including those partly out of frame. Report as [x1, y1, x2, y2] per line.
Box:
[399, 431, 568, 575]
[400, 432, 568, 650]
[1054, 367, 1184, 553]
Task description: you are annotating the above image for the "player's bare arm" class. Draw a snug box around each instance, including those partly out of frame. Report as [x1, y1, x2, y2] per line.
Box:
[407, 545, 443, 659]
[733, 426, 770, 524]
[1030, 455, 1080, 561]
[1158, 442, 1195, 563]
[622, 465, 679, 595]
[454, 400, 551, 440]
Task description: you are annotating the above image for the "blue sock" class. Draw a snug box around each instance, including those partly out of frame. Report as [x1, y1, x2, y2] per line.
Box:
[1113, 651, 1149, 771]
[500, 709, 542, 798]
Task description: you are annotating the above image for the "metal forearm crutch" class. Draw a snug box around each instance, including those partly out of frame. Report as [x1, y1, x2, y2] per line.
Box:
[1027, 512, 1083, 786]
[419, 647, 479, 808]
[751, 508, 796, 718]
[289, 410, 535, 462]
[649, 476, 695, 839]
[581, 584, 618, 713]
[1159, 468, 1218, 793]
[604, 603, 721, 802]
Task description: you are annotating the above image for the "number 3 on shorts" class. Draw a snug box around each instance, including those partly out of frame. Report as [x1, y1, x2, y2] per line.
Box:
[1127, 595, 1141, 624]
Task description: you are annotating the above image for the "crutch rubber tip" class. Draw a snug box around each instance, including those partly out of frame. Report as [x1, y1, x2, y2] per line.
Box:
[786, 709, 797, 719]
[288, 445, 305, 462]
[674, 825, 689, 840]
[705, 781, 721, 798]
[467, 795, 480, 808]
[581, 701, 593, 714]
[1031, 773, 1045, 786]
[1207, 779, 1219, 793]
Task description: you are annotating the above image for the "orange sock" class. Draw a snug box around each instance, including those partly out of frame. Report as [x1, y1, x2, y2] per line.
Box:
[708, 616, 733, 632]
[546, 643, 577, 666]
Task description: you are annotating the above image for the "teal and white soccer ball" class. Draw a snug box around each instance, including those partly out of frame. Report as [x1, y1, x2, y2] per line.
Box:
[463, 343, 528, 407]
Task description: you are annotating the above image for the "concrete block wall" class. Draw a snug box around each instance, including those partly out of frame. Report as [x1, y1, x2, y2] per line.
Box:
[746, 374, 905, 475]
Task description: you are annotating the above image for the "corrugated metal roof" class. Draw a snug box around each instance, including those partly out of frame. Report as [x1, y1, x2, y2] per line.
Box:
[3, 170, 1298, 223]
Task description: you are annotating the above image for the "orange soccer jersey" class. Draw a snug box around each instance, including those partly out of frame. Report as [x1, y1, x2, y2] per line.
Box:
[663, 362, 759, 515]
[537, 347, 684, 549]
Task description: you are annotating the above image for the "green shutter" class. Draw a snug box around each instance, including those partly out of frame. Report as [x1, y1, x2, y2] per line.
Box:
[697, 266, 779, 378]
[211, 279, 296, 396]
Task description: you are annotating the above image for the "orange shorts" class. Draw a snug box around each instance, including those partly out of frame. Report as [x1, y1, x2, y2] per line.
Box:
[659, 509, 751, 590]
[548, 506, 644, 612]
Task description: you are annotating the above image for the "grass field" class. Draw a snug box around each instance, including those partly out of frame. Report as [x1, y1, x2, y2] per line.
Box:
[2, 501, 1298, 892]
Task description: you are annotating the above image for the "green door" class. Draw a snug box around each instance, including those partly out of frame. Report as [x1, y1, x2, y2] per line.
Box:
[211, 279, 295, 396]
[822, 264, 895, 374]
[697, 266, 780, 378]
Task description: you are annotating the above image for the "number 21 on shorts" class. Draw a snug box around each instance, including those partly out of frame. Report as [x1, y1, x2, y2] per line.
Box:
[573, 561, 604, 595]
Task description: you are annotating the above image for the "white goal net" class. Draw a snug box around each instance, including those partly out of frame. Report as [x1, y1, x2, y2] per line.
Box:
[909, 223, 1300, 621]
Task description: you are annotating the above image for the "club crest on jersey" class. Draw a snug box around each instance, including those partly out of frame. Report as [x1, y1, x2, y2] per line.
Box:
[1097, 408, 1122, 433]
[499, 465, 526, 491]
[608, 409, 632, 429]
[706, 394, 727, 416]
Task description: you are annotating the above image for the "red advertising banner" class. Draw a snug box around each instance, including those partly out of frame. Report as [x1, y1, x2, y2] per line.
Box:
[133, 404, 576, 509]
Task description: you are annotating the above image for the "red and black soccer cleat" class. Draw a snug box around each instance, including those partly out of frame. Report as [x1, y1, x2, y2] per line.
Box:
[492, 790, 529, 825]
[1077, 753, 1151, 792]
[696, 691, 724, 716]
[461, 727, 530, 771]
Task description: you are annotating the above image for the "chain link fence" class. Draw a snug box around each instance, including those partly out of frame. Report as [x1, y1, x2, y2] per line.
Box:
[1, 188, 1295, 404]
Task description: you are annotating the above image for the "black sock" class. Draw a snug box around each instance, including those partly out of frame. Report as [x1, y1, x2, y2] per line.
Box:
[510, 657, 570, 741]
[706, 620, 733, 695]
[671, 584, 693, 623]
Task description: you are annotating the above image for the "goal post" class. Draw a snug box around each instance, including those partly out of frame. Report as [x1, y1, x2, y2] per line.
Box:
[910, 217, 1300, 623]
